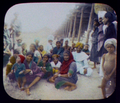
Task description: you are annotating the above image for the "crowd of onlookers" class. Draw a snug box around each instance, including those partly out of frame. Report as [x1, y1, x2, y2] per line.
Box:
[3, 11, 117, 98]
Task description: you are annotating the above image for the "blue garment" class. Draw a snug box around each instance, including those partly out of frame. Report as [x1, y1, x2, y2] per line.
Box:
[11, 63, 25, 79]
[33, 56, 39, 64]
[52, 47, 64, 63]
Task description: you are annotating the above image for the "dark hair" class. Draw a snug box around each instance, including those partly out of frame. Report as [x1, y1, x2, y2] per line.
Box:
[85, 44, 89, 46]
[94, 18, 98, 22]
[104, 12, 115, 23]
[30, 43, 35, 47]
[26, 51, 34, 57]
[22, 43, 26, 46]
[56, 41, 61, 44]
[38, 45, 43, 48]
[63, 50, 70, 56]
[60, 39, 63, 41]
[94, 18, 100, 26]
[43, 54, 50, 58]
[14, 49, 20, 54]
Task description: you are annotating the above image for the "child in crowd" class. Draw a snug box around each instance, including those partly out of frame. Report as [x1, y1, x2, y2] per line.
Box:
[6, 49, 20, 78]
[100, 38, 116, 98]
[38, 54, 52, 79]
[29, 43, 42, 65]
[21, 43, 27, 56]
[70, 43, 76, 52]
[49, 54, 62, 83]
[10, 55, 26, 90]
[38, 45, 46, 57]
[50, 54, 62, 74]
[82, 44, 90, 55]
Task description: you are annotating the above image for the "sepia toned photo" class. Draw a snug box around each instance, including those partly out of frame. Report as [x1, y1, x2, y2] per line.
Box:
[3, 3, 117, 100]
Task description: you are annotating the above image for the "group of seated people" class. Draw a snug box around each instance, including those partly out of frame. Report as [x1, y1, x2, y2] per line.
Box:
[5, 37, 94, 96]
[4, 35, 117, 99]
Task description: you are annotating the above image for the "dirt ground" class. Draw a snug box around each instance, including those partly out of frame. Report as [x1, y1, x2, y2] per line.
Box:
[3, 61, 103, 100]
[3, 31, 104, 100]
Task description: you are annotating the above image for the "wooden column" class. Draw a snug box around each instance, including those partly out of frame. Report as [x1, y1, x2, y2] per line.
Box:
[77, 7, 84, 42]
[86, 4, 94, 44]
[68, 17, 73, 38]
[71, 13, 77, 43]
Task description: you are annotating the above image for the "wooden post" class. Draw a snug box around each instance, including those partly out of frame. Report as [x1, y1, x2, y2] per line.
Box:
[72, 13, 77, 43]
[77, 7, 84, 42]
[68, 17, 73, 38]
[86, 4, 94, 44]
[66, 21, 69, 37]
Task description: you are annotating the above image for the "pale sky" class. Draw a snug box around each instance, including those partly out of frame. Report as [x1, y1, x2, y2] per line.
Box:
[4, 3, 78, 33]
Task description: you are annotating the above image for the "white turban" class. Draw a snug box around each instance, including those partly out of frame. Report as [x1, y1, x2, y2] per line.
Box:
[98, 11, 107, 19]
[47, 35, 54, 41]
[104, 38, 117, 49]
[63, 38, 70, 46]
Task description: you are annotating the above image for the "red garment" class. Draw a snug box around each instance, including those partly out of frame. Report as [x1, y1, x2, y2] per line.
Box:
[19, 55, 25, 63]
[60, 52, 74, 74]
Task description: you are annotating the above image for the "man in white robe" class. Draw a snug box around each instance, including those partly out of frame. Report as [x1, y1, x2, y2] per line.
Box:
[72, 43, 93, 76]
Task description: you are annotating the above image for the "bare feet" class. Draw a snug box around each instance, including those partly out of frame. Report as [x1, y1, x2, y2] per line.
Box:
[64, 86, 71, 90]
[49, 77, 55, 83]
[20, 87, 25, 91]
[68, 85, 77, 91]
[17, 83, 21, 89]
[25, 88, 31, 95]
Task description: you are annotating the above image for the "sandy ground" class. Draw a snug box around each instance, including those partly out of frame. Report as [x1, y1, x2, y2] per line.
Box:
[3, 31, 104, 100]
[3, 62, 103, 100]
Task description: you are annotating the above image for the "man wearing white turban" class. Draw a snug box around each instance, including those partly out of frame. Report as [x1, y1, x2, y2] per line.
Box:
[45, 35, 55, 54]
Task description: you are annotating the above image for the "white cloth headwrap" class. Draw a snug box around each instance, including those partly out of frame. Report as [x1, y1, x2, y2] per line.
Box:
[104, 38, 117, 49]
[63, 38, 70, 46]
[98, 11, 107, 19]
[47, 35, 54, 41]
